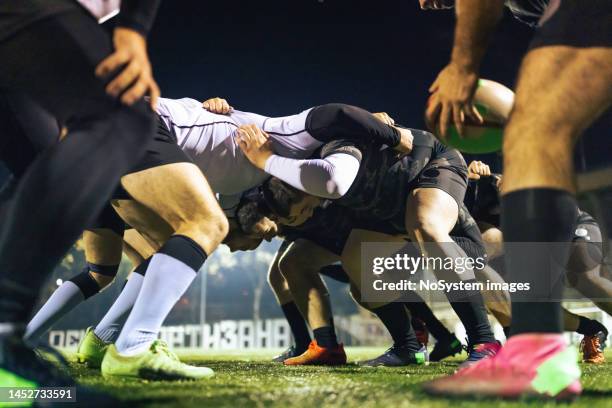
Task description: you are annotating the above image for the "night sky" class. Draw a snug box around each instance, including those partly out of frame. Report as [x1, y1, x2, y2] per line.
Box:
[0, 0, 609, 181]
[146, 0, 608, 171]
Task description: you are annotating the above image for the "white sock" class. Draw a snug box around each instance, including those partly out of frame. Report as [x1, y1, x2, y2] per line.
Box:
[24, 281, 84, 344]
[94, 273, 144, 343]
[114, 253, 198, 355]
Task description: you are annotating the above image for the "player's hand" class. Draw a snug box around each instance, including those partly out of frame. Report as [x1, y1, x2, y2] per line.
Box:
[373, 112, 395, 126]
[373, 112, 412, 154]
[95, 27, 160, 109]
[425, 62, 482, 140]
[467, 160, 491, 180]
[418, 0, 455, 10]
[203, 97, 233, 114]
[236, 124, 274, 169]
[395, 127, 414, 155]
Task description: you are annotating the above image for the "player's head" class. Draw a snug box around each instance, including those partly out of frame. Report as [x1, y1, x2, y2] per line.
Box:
[237, 201, 279, 241]
[224, 217, 267, 252]
[418, 0, 455, 10]
[262, 178, 322, 227]
[223, 198, 281, 252]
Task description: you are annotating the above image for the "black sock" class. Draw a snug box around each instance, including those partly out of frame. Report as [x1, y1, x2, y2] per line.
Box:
[281, 302, 311, 352]
[372, 302, 421, 352]
[404, 299, 453, 342]
[503, 189, 578, 336]
[411, 315, 426, 332]
[448, 280, 496, 345]
[577, 316, 608, 336]
[313, 326, 338, 349]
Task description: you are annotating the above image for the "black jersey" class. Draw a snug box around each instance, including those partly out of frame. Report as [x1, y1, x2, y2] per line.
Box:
[281, 203, 356, 256]
[464, 176, 502, 227]
[505, 0, 549, 26]
[320, 129, 452, 223]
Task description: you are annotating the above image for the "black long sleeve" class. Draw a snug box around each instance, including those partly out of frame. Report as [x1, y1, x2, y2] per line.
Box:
[117, 0, 162, 36]
[305, 103, 401, 147]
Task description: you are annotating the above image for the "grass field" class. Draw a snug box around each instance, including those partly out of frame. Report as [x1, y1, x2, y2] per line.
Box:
[67, 348, 612, 408]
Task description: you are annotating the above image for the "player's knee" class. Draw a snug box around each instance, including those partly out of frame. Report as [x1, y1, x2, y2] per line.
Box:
[278, 251, 308, 280]
[184, 209, 229, 248]
[68, 265, 118, 299]
[267, 264, 285, 291]
[86, 262, 120, 289]
[567, 241, 603, 276]
[278, 253, 298, 278]
[208, 213, 230, 243]
[411, 217, 448, 243]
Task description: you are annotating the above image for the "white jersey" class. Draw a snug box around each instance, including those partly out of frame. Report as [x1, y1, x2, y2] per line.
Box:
[77, 0, 120, 23]
[155, 97, 322, 196]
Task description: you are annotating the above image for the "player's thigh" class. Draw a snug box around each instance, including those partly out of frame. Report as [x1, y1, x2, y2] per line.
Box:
[121, 162, 222, 230]
[404, 187, 458, 239]
[112, 199, 173, 249]
[503, 46, 612, 192]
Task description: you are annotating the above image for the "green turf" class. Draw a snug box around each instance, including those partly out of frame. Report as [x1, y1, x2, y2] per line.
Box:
[65, 348, 612, 407]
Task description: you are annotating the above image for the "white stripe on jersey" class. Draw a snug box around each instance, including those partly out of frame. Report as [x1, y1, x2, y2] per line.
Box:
[155, 98, 323, 196]
[77, 0, 120, 23]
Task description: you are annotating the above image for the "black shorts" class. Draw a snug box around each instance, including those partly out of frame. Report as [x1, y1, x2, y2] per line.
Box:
[529, 0, 612, 49]
[113, 116, 192, 199]
[129, 116, 192, 173]
[282, 204, 355, 256]
[388, 150, 468, 233]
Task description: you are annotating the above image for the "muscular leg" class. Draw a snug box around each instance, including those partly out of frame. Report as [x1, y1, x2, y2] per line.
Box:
[475, 265, 512, 328]
[24, 229, 122, 343]
[24, 204, 126, 343]
[279, 240, 339, 334]
[478, 223, 504, 260]
[93, 229, 158, 344]
[113, 163, 229, 355]
[0, 10, 156, 327]
[405, 188, 495, 346]
[502, 46, 612, 335]
[341, 230, 423, 355]
[268, 242, 311, 355]
[122, 228, 158, 267]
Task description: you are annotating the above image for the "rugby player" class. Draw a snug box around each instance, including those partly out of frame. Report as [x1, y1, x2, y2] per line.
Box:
[20, 98, 415, 376]
[233, 197, 477, 365]
[236, 118, 501, 366]
[466, 160, 611, 363]
[0, 0, 161, 394]
[422, 0, 611, 398]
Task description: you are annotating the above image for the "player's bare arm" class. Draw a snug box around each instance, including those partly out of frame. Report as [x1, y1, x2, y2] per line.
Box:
[425, 0, 504, 138]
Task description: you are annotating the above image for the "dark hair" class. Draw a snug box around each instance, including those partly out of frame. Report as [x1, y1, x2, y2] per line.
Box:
[262, 178, 306, 218]
[237, 201, 266, 234]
